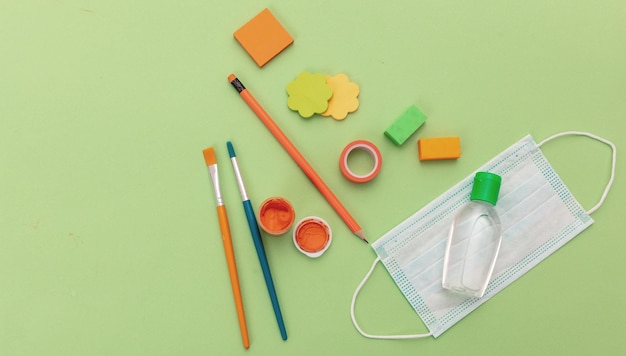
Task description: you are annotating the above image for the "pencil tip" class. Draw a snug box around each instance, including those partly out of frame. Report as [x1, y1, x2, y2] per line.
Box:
[354, 230, 368, 243]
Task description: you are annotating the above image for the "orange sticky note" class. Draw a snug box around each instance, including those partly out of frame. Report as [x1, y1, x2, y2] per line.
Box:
[234, 8, 294, 67]
[418, 137, 461, 161]
[321, 74, 360, 120]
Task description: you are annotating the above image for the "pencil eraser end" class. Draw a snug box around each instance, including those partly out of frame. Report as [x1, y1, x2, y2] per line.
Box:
[228, 74, 236, 82]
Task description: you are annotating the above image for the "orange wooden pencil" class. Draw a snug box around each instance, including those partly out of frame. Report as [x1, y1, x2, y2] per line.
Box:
[228, 74, 368, 243]
[203, 147, 250, 349]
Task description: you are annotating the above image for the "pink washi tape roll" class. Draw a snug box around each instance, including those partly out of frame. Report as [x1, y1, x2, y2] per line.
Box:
[339, 140, 382, 183]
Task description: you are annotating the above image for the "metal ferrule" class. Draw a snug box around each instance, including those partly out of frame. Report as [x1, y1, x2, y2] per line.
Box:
[208, 164, 224, 206]
[230, 157, 249, 201]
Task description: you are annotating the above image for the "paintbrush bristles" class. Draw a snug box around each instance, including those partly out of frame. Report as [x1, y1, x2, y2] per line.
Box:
[203, 147, 217, 166]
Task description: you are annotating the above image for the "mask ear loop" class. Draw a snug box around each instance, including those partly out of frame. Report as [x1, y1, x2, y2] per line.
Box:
[350, 256, 433, 339]
[537, 131, 617, 215]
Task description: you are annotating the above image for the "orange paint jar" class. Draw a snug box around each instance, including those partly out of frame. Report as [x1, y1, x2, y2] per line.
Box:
[293, 216, 332, 258]
[258, 197, 296, 235]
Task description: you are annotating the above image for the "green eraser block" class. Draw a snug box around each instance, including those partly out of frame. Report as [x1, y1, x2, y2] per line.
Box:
[384, 105, 427, 145]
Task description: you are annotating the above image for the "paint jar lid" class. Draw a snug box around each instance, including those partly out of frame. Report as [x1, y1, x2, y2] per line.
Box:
[293, 216, 332, 258]
[258, 197, 295, 235]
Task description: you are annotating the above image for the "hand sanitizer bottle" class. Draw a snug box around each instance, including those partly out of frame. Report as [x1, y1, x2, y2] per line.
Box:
[442, 172, 502, 298]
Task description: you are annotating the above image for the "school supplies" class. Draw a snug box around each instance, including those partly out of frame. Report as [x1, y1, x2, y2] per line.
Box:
[286, 71, 333, 118]
[293, 216, 333, 258]
[233, 8, 294, 67]
[418, 137, 461, 161]
[226, 141, 288, 340]
[339, 140, 382, 183]
[384, 105, 427, 146]
[258, 197, 296, 236]
[228, 74, 368, 243]
[285, 71, 360, 120]
[202, 147, 250, 349]
[321, 73, 360, 120]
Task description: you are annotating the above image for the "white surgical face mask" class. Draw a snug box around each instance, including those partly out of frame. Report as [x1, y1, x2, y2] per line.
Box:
[351, 132, 616, 339]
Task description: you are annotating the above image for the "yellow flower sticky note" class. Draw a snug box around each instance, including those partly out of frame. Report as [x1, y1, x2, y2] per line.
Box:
[286, 72, 333, 118]
[321, 74, 360, 120]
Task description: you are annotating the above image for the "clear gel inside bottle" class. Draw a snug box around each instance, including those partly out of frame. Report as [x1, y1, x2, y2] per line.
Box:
[442, 172, 502, 298]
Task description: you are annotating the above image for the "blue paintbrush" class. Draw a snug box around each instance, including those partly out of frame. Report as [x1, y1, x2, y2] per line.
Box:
[226, 141, 287, 341]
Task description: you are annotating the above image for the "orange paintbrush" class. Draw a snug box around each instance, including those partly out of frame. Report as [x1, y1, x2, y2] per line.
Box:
[203, 147, 250, 349]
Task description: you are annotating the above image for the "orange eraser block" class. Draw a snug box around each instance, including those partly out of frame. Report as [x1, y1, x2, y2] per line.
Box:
[233, 8, 294, 67]
[418, 137, 461, 161]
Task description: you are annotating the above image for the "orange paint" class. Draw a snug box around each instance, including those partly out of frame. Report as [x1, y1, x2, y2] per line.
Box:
[418, 137, 461, 161]
[293, 217, 332, 258]
[258, 197, 295, 235]
[295, 220, 329, 252]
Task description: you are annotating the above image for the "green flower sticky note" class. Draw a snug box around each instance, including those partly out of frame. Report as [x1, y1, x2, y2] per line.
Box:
[321, 74, 360, 120]
[286, 72, 333, 118]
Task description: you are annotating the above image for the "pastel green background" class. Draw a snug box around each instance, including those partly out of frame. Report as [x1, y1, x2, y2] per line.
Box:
[1, 1, 625, 355]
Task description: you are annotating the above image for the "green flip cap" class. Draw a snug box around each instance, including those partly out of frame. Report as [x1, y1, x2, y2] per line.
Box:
[470, 172, 502, 206]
